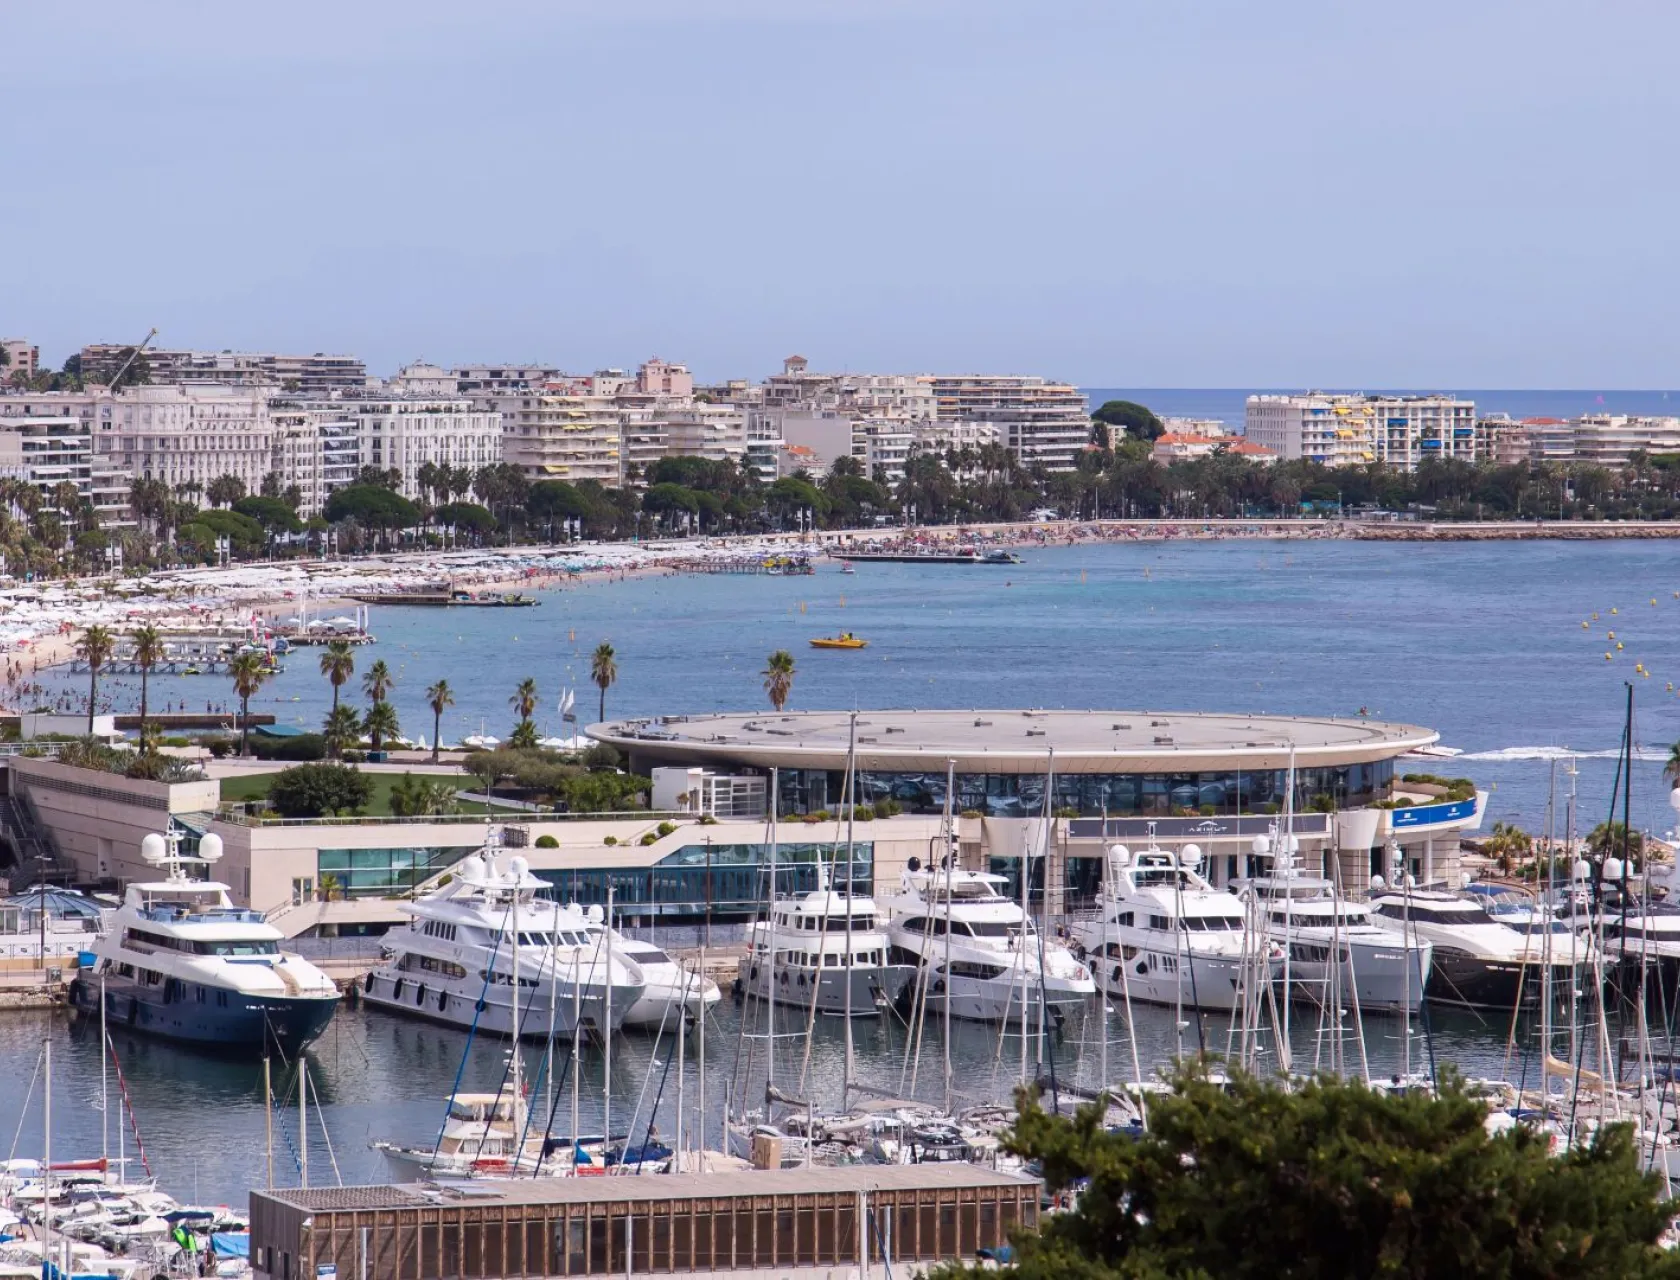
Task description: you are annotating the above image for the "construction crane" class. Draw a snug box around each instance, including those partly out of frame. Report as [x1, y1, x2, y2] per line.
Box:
[107, 327, 158, 388]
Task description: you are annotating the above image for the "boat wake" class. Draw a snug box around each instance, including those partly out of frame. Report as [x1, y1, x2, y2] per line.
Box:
[1455, 746, 1670, 763]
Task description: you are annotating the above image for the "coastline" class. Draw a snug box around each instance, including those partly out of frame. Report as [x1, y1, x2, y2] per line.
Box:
[9, 516, 1680, 678]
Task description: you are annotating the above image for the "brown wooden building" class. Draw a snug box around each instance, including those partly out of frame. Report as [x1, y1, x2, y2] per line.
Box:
[250, 1165, 1041, 1279]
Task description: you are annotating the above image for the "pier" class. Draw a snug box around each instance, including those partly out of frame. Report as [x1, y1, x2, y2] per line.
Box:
[671, 555, 815, 576]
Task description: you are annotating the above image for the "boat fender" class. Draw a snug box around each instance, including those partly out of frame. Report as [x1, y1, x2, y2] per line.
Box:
[476, 998, 486, 1013]
[438, 991, 448, 1013]
[931, 979, 945, 995]
[1136, 962, 1147, 976]
[365, 975, 377, 996]
[67, 978, 84, 1009]
[749, 965, 759, 981]
[127, 997, 139, 1025]
[415, 984, 427, 1005]
[393, 979, 404, 1000]
[1112, 965, 1124, 985]
[797, 973, 806, 987]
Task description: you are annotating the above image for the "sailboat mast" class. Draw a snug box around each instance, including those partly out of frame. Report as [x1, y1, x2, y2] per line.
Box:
[1018, 776, 1032, 1089]
[675, 959, 687, 1168]
[100, 971, 108, 1167]
[843, 717, 858, 1101]
[571, 932, 581, 1175]
[941, 759, 955, 1114]
[264, 1056, 274, 1190]
[696, 945, 706, 1173]
[604, 885, 614, 1149]
[299, 1059, 308, 1188]
[42, 1034, 51, 1263]
[767, 769, 779, 1097]
[511, 855, 523, 1126]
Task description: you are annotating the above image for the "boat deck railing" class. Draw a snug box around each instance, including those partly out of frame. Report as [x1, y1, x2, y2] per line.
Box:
[214, 805, 687, 829]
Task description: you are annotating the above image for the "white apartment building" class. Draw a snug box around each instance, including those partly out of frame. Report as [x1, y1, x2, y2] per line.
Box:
[910, 418, 1001, 459]
[855, 419, 913, 482]
[502, 389, 624, 486]
[1244, 394, 1377, 467]
[0, 417, 131, 524]
[928, 375, 1090, 472]
[385, 361, 460, 397]
[1368, 395, 1477, 470]
[657, 403, 746, 464]
[347, 398, 502, 499]
[79, 346, 368, 393]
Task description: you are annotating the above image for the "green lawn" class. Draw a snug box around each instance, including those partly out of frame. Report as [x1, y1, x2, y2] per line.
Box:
[219, 770, 520, 816]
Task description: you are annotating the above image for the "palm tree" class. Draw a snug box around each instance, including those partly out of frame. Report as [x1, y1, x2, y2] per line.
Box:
[228, 650, 270, 756]
[426, 679, 454, 763]
[75, 625, 116, 735]
[322, 704, 363, 758]
[508, 719, 540, 751]
[130, 625, 165, 748]
[763, 650, 796, 712]
[320, 640, 355, 712]
[510, 677, 538, 733]
[363, 659, 394, 706]
[591, 643, 617, 722]
[364, 700, 401, 757]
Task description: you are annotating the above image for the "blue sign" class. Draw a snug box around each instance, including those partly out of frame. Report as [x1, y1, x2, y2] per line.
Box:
[1391, 797, 1478, 829]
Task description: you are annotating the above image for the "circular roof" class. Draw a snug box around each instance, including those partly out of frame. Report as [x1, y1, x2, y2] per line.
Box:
[590, 709, 1437, 774]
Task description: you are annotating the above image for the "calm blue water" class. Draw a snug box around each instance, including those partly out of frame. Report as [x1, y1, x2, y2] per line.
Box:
[1085, 387, 1680, 430]
[45, 539, 1680, 835]
[15, 536, 1680, 1202]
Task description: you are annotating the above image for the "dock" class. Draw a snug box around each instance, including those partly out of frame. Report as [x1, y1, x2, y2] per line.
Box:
[671, 556, 815, 576]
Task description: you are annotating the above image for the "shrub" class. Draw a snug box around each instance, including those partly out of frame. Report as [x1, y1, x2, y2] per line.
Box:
[959, 808, 983, 819]
[267, 762, 373, 819]
[1055, 806, 1080, 819]
[876, 798, 902, 817]
[639, 831, 659, 846]
[202, 735, 235, 758]
[603, 835, 618, 846]
[656, 821, 677, 837]
[534, 834, 559, 848]
[697, 813, 718, 825]
[854, 805, 875, 822]
[250, 733, 327, 762]
[161, 735, 191, 748]
[342, 749, 365, 763]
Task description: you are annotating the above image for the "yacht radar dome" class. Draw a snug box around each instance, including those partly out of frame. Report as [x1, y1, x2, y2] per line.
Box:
[1106, 844, 1131, 866]
[1251, 834, 1272, 857]
[1573, 858, 1592, 882]
[508, 855, 530, 880]
[586, 904, 605, 925]
[1180, 844, 1203, 869]
[199, 833, 224, 863]
[1604, 857, 1625, 882]
[140, 833, 166, 865]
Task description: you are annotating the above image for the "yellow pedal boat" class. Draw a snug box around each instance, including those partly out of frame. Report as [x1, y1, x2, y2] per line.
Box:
[810, 634, 869, 650]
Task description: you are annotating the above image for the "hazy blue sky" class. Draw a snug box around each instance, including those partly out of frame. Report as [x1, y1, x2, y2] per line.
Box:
[4, 1, 1675, 386]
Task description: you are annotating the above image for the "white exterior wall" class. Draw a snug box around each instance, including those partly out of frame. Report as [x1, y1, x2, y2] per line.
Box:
[354, 399, 502, 499]
[1244, 394, 1376, 467]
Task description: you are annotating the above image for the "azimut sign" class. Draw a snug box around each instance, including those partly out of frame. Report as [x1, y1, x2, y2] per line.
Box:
[1068, 814, 1334, 841]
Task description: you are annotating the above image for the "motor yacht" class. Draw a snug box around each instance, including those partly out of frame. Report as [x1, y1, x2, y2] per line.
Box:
[882, 861, 1094, 1022]
[1603, 903, 1680, 1005]
[741, 883, 916, 1015]
[1367, 886, 1596, 1008]
[1073, 843, 1279, 1013]
[567, 909, 721, 1029]
[363, 850, 645, 1038]
[375, 1089, 611, 1180]
[1235, 846, 1432, 1014]
[70, 831, 338, 1054]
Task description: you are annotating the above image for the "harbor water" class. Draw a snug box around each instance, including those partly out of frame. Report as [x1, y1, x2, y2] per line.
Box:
[15, 537, 1680, 1203]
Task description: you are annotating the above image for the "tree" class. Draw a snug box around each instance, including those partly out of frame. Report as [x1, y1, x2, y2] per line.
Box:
[1092, 399, 1166, 442]
[433, 502, 497, 537]
[324, 485, 420, 531]
[362, 658, 394, 705]
[206, 474, 247, 508]
[510, 677, 538, 728]
[363, 700, 401, 756]
[961, 1068, 1680, 1280]
[321, 703, 363, 759]
[1666, 741, 1680, 789]
[229, 650, 270, 756]
[1588, 821, 1646, 865]
[426, 679, 454, 763]
[320, 640, 355, 712]
[233, 495, 304, 535]
[75, 625, 115, 735]
[1482, 821, 1534, 876]
[267, 762, 373, 818]
[763, 649, 796, 712]
[389, 773, 459, 818]
[591, 642, 617, 722]
[129, 625, 165, 748]
[508, 719, 540, 751]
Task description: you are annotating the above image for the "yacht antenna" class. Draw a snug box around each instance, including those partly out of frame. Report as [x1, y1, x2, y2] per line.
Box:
[843, 714, 858, 1104]
[298, 1053, 308, 1187]
[766, 769, 779, 1102]
[510, 850, 524, 1137]
[604, 884, 614, 1153]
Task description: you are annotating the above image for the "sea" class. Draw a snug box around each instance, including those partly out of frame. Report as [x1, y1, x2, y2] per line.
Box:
[15, 474, 1680, 1205]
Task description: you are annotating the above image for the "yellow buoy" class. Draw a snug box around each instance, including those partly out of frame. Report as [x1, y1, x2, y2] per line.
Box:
[1593, 612, 1600, 619]
[1608, 631, 1615, 639]
[1606, 653, 1614, 660]
[1582, 621, 1590, 628]
[1617, 642, 1624, 650]
[1612, 607, 1619, 614]
[1637, 663, 1646, 672]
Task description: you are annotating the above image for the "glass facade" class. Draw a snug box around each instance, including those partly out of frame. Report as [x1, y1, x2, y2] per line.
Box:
[537, 841, 873, 922]
[774, 762, 1392, 818]
[317, 845, 478, 897]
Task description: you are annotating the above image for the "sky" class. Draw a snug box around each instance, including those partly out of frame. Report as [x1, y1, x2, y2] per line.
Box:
[3, 1, 1677, 387]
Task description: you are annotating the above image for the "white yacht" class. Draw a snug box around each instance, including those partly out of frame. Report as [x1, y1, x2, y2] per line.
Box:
[741, 886, 917, 1015]
[1603, 904, 1680, 1004]
[566, 908, 721, 1029]
[1073, 843, 1279, 1013]
[363, 851, 645, 1038]
[1235, 860, 1433, 1014]
[376, 1089, 610, 1181]
[882, 861, 1095, 1022]
[69, 831, 339, 1054]
[1368, 886, 1597, 1008]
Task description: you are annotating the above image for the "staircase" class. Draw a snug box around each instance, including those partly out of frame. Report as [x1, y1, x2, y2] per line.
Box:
[0, 791, 71, 883]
